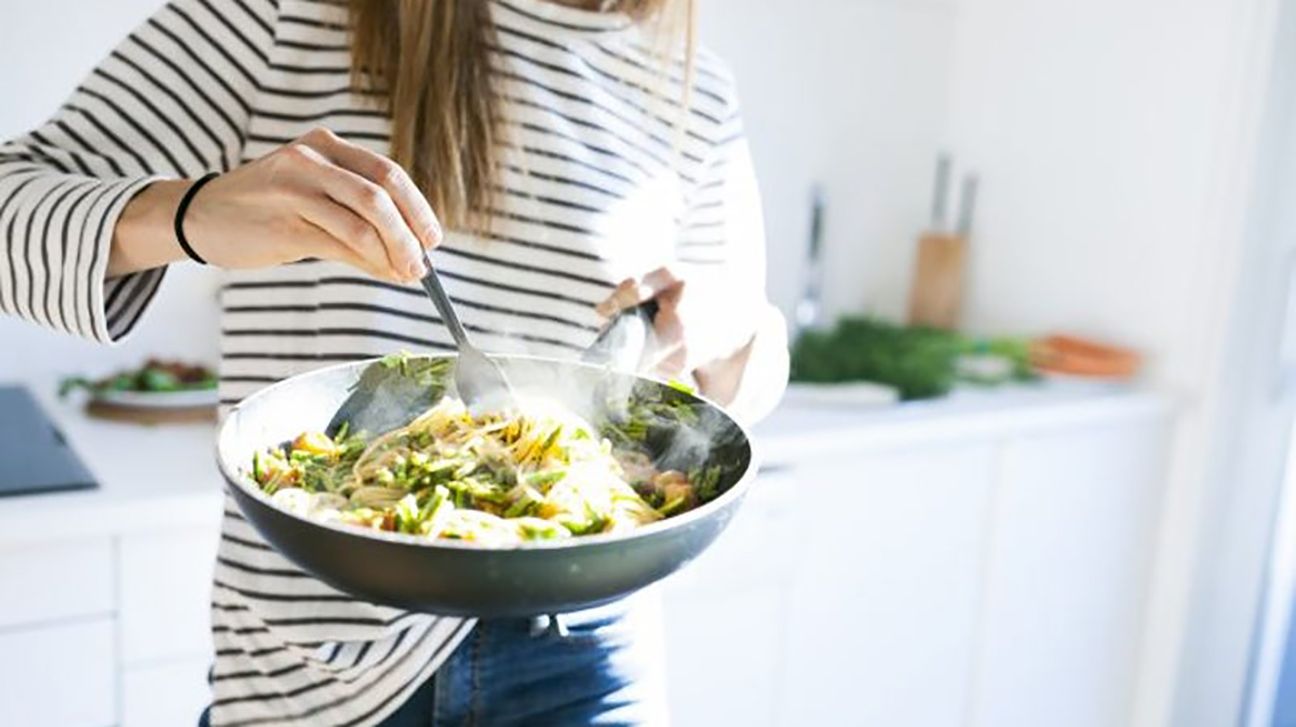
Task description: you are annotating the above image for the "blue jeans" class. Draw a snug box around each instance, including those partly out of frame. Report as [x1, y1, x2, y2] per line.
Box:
[199, 595, 666, 726]
[382, 596, 666, 726]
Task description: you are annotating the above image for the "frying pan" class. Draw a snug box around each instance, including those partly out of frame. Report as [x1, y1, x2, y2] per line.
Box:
[215, 348, 756, 618]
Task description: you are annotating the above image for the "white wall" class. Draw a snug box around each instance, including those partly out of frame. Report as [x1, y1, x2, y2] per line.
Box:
[0, 0, 222, 393]
[939, 0, 1281, 725]
[942, 0, 1244, 371]
[700, 0, 957, 321]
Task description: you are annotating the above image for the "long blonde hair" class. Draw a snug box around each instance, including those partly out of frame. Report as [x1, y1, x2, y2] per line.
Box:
[349, 0, 697, 233]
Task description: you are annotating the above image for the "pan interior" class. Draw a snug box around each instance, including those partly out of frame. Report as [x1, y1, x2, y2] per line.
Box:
[218, 355, 752, 532]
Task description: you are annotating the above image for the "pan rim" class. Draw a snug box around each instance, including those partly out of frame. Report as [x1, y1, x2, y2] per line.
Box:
[215, 353, 759, 553]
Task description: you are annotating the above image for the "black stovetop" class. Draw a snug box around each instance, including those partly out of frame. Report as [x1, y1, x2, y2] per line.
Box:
[0, 385, 97, 497]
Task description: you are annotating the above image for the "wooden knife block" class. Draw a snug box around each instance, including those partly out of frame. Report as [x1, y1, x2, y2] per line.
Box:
[907, 232, 967, 330]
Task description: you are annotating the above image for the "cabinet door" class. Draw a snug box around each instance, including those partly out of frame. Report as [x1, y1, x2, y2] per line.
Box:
[123, 657, 213, 727]
[120, 525, 220, 665]
[968, 419, 1168, 727]
[0, 618, 116, 727]
[777, 442, 996, 727]
[0, 537, 113, 628]
[662, 466, 801, 727]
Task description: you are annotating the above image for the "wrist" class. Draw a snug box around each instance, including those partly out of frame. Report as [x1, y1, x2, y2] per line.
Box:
[696, 305, 789, 423]
[173, 172, 219, 265]
[108, 179, 190, 277]
[694, 336, 754, 406]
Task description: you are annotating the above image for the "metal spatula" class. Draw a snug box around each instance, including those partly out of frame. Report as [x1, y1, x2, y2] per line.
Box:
[323, 254, 515, 436]
[416, 251, 516, 412]
[582, 299, 659, 370]
[326, 259, 654, 437]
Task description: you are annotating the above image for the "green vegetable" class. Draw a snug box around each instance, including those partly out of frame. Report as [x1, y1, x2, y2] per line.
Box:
[58, 377, 94, 398]
[58, 360, 217, 398]
[139, 368, 180, 392]
[516, 518, 571, 540]
[394, 494, 422, 533]
[539, 426, 563, 454]
[526, 470, 567, 489]
[959, 336, 1039, 385]
[107, 374, 136, 391]
[379, 351, 453, 389]
[657, 496, 688, 517]
[505, 485, 545, 518]
[791, 317, 962, 400]
[600, 388, 703, 451]
[666, 379, 695, 395]
[688, 466, 724, 503]
[416, 485, 452, 535]
[791, 317, 1041, 399]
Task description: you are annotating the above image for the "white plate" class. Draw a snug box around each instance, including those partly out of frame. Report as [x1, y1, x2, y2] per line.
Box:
[91, 388, 219, 409]
[781, 382, 900, 408]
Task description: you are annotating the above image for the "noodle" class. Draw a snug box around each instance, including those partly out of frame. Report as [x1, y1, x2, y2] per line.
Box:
[249, 396, 716, 546]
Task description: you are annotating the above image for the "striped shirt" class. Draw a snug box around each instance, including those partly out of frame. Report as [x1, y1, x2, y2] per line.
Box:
[0, 0, 767, 724]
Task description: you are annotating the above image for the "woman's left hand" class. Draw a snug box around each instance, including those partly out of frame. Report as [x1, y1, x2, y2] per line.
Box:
[595, 267, 752, 383]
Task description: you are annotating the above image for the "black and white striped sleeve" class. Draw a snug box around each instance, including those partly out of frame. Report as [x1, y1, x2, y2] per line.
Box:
[676, 88, 770, 353]
[0, 0, 277, 343]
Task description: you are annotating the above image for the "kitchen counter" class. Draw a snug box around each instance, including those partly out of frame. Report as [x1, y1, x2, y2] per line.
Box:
[760, 379, 1168, 466]
[0, 377, 1176, 727]
[0, 388, 223, 546]
[0, 379, 1170, 547]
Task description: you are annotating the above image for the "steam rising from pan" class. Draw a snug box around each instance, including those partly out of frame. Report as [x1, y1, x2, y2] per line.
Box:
[494, 355, 728, 474]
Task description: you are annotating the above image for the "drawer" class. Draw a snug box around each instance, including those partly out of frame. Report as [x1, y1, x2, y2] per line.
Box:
[0, 537, 114, 628]
[0, 618, 116, 726]
[120, 528, 219, 665]
[123, 657, 213, 727]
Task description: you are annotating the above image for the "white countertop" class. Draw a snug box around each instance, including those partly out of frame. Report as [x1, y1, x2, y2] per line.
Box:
[0, 379, 1173, 547]
[757, 379, 1172, 466]
[0, 387, 224, 546]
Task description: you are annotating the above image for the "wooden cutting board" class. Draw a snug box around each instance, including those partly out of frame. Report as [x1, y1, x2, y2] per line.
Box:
[85, 400, 216, 425]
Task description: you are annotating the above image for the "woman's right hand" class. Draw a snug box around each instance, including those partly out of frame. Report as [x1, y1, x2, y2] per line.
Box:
[110, 127, 442, 282]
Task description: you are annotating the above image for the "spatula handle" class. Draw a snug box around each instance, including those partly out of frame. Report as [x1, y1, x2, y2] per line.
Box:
[583, 300, 660, 370]
[418, 251, 469, 349]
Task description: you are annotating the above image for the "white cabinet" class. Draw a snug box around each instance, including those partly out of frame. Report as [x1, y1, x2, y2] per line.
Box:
[118, 525, 220, 726]
[0, 537, 114, 628]
[0, 525, 220, 727]
[123, 657, 213, 727]
[664, 442, 996, 727]
[968, 419, 1169, 727]
[0, 618, 116, 727]
[663, 465, 800, 727]
[662, 394, 1170, 727]
[778, 443, 995, 727]
[119, 529, 219, 665]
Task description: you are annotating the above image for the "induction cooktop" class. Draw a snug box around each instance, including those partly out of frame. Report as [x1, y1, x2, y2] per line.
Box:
[0, 386, 97, 497]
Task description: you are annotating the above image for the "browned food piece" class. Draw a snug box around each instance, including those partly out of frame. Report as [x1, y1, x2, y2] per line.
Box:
[653, 470, 695, 506]
[292, 431, 341, 458]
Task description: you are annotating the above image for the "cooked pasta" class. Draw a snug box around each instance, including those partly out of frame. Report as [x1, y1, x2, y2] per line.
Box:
[249, 396, 722, 546]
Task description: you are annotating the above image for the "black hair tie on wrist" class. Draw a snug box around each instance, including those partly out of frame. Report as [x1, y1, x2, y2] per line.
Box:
[174, 172, 218, 265]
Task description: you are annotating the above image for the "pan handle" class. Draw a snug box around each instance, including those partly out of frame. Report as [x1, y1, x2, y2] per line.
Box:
[529, 613, 571, 638]
[582, 300, 660, 371]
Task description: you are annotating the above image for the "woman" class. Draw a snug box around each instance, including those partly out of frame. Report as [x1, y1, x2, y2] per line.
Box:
[0, 0, 787, 724]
